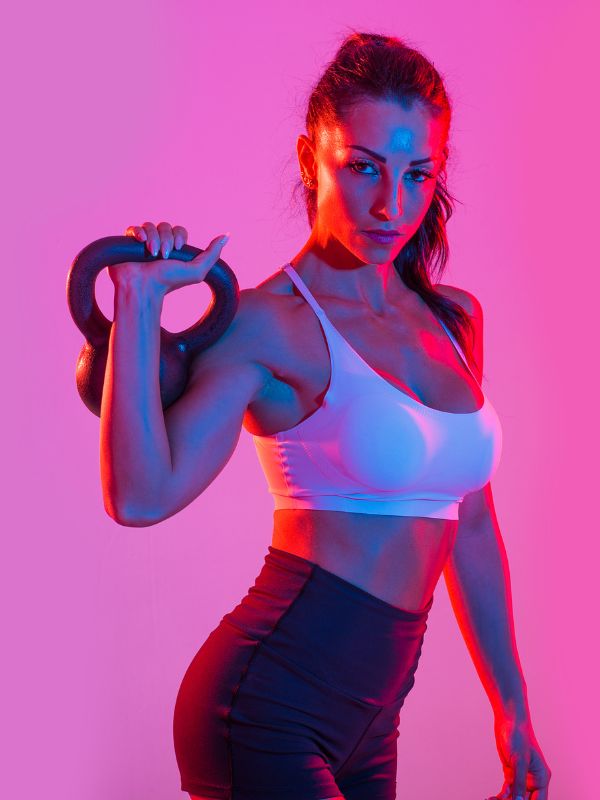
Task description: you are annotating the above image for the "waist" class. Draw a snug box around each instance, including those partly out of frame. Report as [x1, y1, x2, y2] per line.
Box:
[271, 508, 457, 614]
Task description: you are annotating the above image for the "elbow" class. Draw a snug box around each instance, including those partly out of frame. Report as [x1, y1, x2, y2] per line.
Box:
[103, 496, 165, 527]
[101, 472, 171, 524]
[110, 512, 163, 528]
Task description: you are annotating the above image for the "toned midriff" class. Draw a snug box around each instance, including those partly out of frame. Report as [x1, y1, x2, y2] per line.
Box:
[271, 508, 457, 614]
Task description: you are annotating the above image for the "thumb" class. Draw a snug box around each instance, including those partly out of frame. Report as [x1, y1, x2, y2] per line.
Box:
[191, 232, 231, 268]
[211, 231, 231, 249]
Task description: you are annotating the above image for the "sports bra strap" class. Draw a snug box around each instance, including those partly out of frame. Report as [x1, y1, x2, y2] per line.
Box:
[283, 262, 479, 384]
[283, 263, 328, 320]
[436, 318, 479, 383]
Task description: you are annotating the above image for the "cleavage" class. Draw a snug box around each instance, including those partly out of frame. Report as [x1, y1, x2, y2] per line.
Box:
[308, 299, 483, 413]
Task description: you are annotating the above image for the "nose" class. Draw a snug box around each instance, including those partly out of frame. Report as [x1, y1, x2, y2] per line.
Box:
[378, 174, 403, 218]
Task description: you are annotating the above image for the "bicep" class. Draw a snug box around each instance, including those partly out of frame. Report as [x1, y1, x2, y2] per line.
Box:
[457, 481, 500, 534]
[454, 295, 503, 533]
[445, 287, 493, 532]
[161, 357, 268, 518]
[157, 290, 273, 521]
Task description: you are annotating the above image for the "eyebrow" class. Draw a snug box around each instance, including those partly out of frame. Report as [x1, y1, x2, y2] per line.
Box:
[347, 144, 434, 166]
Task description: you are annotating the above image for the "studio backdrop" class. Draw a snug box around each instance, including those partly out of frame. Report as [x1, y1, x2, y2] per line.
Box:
[2, 1, 598, 798]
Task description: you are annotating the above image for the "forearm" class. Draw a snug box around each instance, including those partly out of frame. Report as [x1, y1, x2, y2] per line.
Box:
[100, 278, 172, 524]
[443, 518, 532, 721]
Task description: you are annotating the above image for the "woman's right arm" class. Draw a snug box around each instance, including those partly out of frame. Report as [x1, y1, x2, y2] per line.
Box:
[100, 227, 271, 527]
[100, 276, 170, 525]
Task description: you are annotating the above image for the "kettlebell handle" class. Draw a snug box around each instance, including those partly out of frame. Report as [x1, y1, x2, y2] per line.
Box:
[66, 235, 240, 416]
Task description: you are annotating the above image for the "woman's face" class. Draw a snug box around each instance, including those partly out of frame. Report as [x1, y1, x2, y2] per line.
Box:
[298, 97, 448, 266]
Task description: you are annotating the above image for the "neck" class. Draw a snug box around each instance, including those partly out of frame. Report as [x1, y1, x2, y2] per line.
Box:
[288, 249, 413, 316]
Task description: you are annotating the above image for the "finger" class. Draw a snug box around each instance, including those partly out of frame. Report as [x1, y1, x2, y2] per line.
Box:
[156, 221, 175, 258]
[124, 225, 147, 242]
[511, 753, 529, 800]
[141, 220, 160, 256]
[530, 786, 548, 800]
[172, 224, 188, 250]
[530, 771, 550, 800]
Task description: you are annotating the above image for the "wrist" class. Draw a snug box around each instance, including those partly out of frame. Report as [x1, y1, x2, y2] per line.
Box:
[114, 272, 166, 308]
[493, 690, 531, 724]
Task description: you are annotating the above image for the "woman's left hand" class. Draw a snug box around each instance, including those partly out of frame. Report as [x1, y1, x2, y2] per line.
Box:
[487, 713, 552, 800]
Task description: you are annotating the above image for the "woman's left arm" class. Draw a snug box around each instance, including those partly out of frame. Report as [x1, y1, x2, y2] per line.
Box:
[445, 485, 530, 721]
[441, 288, 552, 800]
[444, 487, 552, 800]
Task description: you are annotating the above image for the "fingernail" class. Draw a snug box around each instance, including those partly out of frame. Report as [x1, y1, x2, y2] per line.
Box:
[219, 231, 231, 244]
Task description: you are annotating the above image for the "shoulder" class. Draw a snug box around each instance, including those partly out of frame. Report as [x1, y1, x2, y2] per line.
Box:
[435, 283, 482, 320]
[219, 285, 285, 352]
[201, 261, 302, 359]
[436, 283, 484, 382]
[188, 286, 281, 380]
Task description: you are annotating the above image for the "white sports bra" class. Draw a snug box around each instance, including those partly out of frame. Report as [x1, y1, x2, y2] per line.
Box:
[251, 263, 503, 520]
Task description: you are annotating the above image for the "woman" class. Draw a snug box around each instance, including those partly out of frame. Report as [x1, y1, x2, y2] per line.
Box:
[103, 31, 551, 800]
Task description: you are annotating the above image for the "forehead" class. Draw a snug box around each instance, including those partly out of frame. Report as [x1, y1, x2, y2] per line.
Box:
[318, 97, 447, 158]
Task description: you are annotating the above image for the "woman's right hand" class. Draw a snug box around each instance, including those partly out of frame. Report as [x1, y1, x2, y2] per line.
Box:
[108, 220, 230, 296]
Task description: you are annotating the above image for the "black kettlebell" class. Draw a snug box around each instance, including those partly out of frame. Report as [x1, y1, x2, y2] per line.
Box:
[66, 235, 239, 417]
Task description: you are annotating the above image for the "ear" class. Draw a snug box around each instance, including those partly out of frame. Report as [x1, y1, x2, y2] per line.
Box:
[296, 134, 318, 183]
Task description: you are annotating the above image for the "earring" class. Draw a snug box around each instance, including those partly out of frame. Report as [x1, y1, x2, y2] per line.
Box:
[302, 174, 316, 188]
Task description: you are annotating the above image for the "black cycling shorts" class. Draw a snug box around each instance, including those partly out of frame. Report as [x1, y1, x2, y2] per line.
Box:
[173, 545, 434, 800]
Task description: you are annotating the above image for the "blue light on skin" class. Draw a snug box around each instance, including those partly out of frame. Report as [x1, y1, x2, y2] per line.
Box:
[292, 97, 448, 311]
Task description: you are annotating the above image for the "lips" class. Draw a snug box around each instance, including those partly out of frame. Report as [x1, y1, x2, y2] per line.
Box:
[363, 231, 402, 244]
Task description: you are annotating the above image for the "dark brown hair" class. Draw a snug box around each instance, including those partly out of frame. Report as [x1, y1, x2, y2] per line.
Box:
[293, 28, 482, 379]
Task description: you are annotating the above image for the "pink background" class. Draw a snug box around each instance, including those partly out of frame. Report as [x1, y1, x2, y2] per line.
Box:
[3, 1, 598, 798]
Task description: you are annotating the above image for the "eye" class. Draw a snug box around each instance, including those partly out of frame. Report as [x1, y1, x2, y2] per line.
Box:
[348, 159, 378, 175]
[410, 169, 435, 183]
[348, 160, 435, 184]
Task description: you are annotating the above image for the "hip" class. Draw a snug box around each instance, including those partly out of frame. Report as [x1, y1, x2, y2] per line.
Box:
[172, 545, 435, 798]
